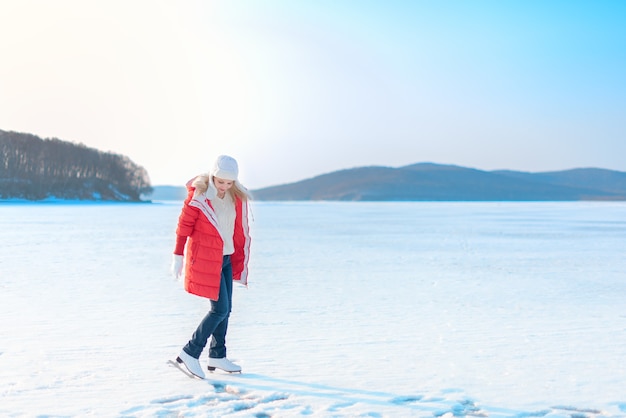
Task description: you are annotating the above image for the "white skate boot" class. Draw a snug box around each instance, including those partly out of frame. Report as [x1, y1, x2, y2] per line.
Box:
[176, 350, 206, 379]
[207, 357, 242, 373]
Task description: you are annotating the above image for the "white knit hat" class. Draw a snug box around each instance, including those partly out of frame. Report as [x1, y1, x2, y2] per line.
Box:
[211, 155, 239, 181]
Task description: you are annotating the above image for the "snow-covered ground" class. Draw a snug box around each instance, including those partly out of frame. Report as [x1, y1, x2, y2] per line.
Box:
[1, 201, 625, 417]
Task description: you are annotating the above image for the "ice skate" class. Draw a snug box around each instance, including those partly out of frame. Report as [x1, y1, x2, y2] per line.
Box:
[176, 350, 206, 379]
[207, 357, 241, 373]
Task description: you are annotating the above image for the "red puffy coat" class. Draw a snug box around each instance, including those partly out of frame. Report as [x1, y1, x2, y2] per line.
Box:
[174, 187, 251, 301]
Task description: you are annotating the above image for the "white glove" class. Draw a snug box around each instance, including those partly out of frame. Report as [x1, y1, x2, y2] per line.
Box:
[171, 255, 184, 281]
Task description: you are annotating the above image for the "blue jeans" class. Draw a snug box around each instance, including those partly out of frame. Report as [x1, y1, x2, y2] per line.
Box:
[183, 255, 233, 359]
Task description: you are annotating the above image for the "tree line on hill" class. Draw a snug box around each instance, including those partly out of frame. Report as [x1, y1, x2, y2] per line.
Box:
[0, 129, 152, 201]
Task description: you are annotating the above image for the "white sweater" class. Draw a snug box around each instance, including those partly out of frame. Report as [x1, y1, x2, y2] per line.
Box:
[211, 192, 236, 255]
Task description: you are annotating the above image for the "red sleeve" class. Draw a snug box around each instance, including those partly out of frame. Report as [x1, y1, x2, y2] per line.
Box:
[231, 198, 250, 280]
[173, 193, 198, 254]
[174, 234, 187, 255]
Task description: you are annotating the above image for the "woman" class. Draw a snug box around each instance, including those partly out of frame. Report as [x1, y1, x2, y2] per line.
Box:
[171, 155, 252, 379]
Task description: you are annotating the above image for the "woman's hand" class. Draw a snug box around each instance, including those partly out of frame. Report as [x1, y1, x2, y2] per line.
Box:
[171, 255, 184, 281]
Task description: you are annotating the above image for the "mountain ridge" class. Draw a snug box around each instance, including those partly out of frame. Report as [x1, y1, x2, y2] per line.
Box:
[148, 163, 626, 201]
[247, 162, 626, 201]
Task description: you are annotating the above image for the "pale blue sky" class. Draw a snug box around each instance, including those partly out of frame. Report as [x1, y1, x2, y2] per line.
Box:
[1, 0, 624, 188]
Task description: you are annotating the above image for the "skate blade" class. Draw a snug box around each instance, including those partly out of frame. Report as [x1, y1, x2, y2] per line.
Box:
[207, 365, 242, 374]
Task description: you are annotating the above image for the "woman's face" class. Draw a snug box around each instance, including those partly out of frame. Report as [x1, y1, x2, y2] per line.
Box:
[213, 177, 234, 195]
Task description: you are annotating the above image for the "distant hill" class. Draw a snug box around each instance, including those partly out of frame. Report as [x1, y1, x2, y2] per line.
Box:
[250, 163, 626, 201]
[0, 129, 152, 201]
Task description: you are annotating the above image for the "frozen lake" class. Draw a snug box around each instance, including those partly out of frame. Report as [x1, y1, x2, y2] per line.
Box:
[1, 201, 625, 417]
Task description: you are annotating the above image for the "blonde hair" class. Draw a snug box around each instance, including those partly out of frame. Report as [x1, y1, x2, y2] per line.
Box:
[231, 182, 250, 202]
[191, 174, 251, 202]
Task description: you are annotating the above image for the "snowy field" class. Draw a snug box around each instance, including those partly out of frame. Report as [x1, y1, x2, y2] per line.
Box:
[1, 200, 625, 417]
